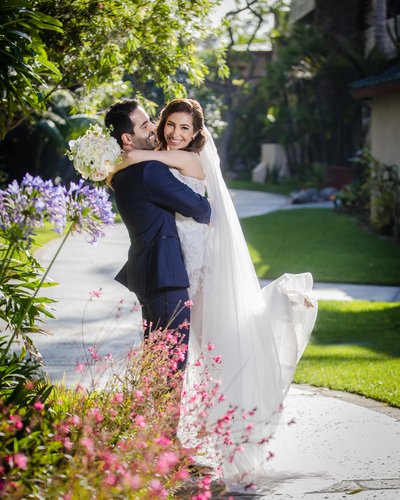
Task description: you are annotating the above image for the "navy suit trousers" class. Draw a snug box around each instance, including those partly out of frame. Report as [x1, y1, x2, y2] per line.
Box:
[137, 287, 190, 371]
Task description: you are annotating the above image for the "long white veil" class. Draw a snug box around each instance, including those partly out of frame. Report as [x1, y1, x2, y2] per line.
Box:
[182, 129, 318, 486]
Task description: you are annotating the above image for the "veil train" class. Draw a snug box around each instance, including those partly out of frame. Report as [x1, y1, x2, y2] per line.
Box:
[179, 129, 318, 486]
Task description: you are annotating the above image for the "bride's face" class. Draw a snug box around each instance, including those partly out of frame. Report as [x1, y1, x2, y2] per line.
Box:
[163, 112, 197, 150]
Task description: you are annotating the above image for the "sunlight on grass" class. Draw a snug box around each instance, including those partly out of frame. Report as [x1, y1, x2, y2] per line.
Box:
[295, 344, 400, 407]
[241, 209, 400, 284]
[247, 243, 270, 276]
[32, 223, 64, 251]
[295, 300, 400, 407]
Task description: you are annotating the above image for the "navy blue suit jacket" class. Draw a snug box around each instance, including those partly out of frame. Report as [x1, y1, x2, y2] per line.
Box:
[113, 160, 211, 297]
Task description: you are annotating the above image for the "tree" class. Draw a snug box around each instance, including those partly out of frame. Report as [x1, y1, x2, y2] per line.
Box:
[35, 0, 219, 98]
[249, 0, 395, 176]
[201, 0, 291, 171]
[1, 0, 221, 140]
[0, 0, 62, 139]
[374, 0, 388, 55]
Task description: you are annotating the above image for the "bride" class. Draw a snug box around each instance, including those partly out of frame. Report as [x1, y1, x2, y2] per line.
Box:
[111, 98, 318, 486]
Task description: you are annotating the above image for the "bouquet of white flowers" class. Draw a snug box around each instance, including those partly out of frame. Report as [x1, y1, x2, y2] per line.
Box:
[67, 124, 121, 182]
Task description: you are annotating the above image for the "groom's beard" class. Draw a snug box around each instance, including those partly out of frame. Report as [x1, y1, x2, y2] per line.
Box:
[133, 132, 157, 150]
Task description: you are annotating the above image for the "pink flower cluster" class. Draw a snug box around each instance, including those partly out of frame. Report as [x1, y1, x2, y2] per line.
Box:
[0, 322, 280, 497]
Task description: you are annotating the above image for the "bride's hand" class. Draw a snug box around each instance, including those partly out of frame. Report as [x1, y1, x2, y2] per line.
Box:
[105, 152, 134, 189]
[304, 296, 314, 309]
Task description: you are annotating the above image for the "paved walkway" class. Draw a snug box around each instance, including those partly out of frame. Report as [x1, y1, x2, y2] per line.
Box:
[34, 189, 400, 499]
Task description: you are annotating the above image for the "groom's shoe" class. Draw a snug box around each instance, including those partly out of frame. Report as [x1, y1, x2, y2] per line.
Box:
[188, 463, 214, 477]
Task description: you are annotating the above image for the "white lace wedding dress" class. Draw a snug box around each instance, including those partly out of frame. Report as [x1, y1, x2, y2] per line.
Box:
[172, 134, 318, 489]
[170, 169, 207, 300]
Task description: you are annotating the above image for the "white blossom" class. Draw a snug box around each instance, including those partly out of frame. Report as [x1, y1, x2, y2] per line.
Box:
[67, 124, 121, 182]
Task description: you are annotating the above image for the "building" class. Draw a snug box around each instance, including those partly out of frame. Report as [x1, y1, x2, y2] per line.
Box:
[351, 64, 400, 171]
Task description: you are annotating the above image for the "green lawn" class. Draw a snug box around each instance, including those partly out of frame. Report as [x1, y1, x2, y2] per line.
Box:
[241, 208, 400, 285]
[295, 300, 400, 407]
[0, 224, 63, 258]
[32, 223, 64, 250]
[227, 179, 301, 196]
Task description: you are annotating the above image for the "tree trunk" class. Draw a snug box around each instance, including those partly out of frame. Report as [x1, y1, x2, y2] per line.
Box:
[374, 0, 388, 55]
[218, 107, 237, 172]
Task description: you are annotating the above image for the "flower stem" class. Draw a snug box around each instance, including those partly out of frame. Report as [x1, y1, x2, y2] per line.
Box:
[0, 242, 16, 283]
[2, 225, 74, 360]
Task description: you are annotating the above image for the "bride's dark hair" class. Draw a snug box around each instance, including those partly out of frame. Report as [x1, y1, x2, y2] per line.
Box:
[157, 98, 206, 153]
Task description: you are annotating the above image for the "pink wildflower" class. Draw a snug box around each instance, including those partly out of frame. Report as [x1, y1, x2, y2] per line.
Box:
[81, 437, 94, 453]
[156, 452, 179, 474]
[103, 353, 113, 361]
[12, 453, 28, 470]
[88, 345, 99, 361]
[179, 319, 190, 330]
[202, 476, 212, 488]
[267, 451, 275, 460]
[105, 473, 117, 486]
[166, 331, 178, 344]
[75, 362, 85, 373]
[70, 415, 81, 426]
[9, 414, 23, 430]
[113, 392, 124, 404]
[135, 415, 146, 428]
[207, 343, 215, 351]
[63, 439, 74, 451]
[212, 355, 222, 364]
[134, 390, 144, 401]
[184, 299, 194, 309]
[33, 401, 44, 411]
[123, 473, 141, 489]
[154, 436, 171, 446]
[177, 468, 190, 480]
[176, 350, 186, 362]
[149, 479, 168, 498]
[89, 288, 102, 298]
[90, 407, 104, 423]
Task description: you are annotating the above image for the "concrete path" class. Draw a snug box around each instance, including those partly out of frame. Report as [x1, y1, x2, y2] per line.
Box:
[34, 189, 400, 498]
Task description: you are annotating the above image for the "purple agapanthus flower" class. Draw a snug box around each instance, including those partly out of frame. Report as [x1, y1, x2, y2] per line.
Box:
[66, 180, 114, 244]
[0, 174, 67, 243]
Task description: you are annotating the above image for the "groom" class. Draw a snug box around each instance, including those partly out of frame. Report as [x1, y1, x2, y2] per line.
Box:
[105, 99, 211, 369]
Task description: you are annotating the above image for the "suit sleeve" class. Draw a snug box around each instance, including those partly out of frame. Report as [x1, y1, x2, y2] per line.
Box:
[143, 161, 211, 224]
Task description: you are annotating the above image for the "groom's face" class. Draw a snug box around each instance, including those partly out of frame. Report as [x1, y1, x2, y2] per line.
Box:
[128, 106, 156, 150]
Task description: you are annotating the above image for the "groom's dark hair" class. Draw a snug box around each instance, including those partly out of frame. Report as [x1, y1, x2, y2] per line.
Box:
[105, 99, 139, 147]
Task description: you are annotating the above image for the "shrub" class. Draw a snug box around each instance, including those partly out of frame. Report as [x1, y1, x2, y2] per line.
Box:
[335, 149, 400, 239]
